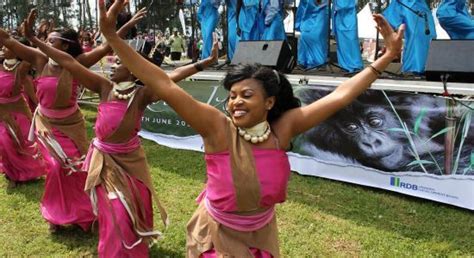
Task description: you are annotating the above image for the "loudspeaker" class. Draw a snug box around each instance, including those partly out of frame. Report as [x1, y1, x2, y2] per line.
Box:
[425, 40, 474, 83]
[231, 40, 295, 73]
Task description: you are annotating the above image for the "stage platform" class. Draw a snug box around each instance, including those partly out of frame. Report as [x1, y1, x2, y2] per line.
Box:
[185, 70, 474, 96]
[157, 58, 474, 96]
[89, 58, 474, 98]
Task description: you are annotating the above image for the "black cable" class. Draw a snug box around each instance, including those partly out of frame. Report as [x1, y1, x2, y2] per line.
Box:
[441, 74, 474, 111]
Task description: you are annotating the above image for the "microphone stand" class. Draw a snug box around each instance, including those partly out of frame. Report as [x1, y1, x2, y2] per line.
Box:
[323, 0, 343, 74]
[396, 0, 430, 35]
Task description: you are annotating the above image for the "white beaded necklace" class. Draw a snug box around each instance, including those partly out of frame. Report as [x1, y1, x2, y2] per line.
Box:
[3, 58, 20, 72]
[112, 81, 137, 100]
[238, 121, 271, 144]
[48, 58, 60, 67]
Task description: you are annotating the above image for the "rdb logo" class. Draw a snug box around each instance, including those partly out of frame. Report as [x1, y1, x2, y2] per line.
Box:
[390, 177, 418, 190]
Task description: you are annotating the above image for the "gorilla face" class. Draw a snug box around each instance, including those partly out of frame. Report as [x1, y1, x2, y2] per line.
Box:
[335, 106, 407, 170]
[296, 87, 456, 173]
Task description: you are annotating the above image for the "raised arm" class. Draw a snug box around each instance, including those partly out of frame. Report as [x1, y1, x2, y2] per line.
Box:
[77, 7, 147, 68]
[99, 0, 226, 138]
[281, 14, 405, 137]
[0, 27, 47, 71]
[168, 33, 219, 82]
[25, 10, 111, 94]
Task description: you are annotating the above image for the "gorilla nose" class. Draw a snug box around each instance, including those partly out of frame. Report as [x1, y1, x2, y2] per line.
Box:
[359, 137, 383, 154]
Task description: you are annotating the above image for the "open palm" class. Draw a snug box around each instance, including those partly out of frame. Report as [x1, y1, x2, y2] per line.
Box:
[98, 0, 126, 37]
[373, 14, 405, 59]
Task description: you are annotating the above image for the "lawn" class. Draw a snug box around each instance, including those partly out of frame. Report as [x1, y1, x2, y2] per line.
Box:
[0, 105, 473, 257]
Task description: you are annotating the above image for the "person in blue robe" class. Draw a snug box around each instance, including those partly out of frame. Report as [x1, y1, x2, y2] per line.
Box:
[295, 0, 328, 69]
[227, 0, 239, 61]
[260, 0, 287, 40]
[332, 0, 362, 72]
[437, 0, 474, 39]
[383, 0, 437, 74]
[198, 0, 221, 59]
[238, 0, 261, 40]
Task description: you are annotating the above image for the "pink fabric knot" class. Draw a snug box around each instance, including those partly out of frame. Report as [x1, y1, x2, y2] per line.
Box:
[39, 104, 79, 119]
[204, 197, 275, 232]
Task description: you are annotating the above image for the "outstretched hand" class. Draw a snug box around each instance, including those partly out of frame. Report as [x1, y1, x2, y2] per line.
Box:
[24, 9, 38, 40]
[373, 14, 404, 60]
[209, 32, 219, 64]
[128, 7, 147, 27]
[99, 0, 126, 37]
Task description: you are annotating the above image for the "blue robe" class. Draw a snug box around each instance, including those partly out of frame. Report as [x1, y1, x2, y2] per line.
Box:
[383, 0, 437, 74]
[239, 0, 260, 40]
[437, 0, 474, 39]
[227, 0, 239, 61]
[333, 0, 362, 72]
[296, 0, 328, 69]
[260, 0, 286, 40]
[198, 0, 220, 59]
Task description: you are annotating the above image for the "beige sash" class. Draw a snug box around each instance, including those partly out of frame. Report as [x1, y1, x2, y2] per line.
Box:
[186, 118, 280, 257]
[84, 88, 168, 244]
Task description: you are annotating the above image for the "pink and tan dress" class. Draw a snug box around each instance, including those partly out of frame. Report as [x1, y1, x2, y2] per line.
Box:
[83, 88, 167, 257]
[33, 70, 94, 230]
[187, 119, 291, 258]
[0, 69, 46, 182]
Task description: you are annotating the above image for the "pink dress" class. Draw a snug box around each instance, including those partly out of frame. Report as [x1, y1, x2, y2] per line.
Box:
[0, 71, 46, 182]
[203, 148, 290, 257]
[83, 100, 155, 257]
[35, 76, 94, 231]
[187, 118, 291, 258]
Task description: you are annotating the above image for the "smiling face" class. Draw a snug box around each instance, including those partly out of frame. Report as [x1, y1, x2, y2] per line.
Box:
[227, 78, 275, 128]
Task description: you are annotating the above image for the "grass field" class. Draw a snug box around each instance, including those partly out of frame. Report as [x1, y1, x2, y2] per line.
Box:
[0, 105, 473, 257]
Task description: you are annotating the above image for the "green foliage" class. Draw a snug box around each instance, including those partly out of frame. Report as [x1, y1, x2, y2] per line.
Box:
[0, 0, 77, 29]
[0, 106, 473, 256]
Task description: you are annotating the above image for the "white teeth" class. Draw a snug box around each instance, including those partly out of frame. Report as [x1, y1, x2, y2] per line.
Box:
[233, 110, 247, 117]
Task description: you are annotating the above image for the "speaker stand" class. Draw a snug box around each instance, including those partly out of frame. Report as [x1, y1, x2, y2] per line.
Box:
[215, 60, 232, 70]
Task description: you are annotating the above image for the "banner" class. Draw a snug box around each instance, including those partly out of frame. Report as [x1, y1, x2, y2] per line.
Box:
[140, 81, 474, 210]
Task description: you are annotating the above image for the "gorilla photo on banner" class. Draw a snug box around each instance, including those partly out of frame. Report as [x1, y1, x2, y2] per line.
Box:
[294, 86, 474, 175]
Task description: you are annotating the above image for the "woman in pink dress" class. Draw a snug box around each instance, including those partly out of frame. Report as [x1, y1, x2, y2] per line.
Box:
[0, 37, 46, 188]
[100, 1, 405, 256]
[0, 8, 144, 232]
[27, 5, 219, 255]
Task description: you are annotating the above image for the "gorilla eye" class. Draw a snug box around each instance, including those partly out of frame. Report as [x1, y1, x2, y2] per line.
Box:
[368, 116, 383, 127]
[344, 123, 359, 132]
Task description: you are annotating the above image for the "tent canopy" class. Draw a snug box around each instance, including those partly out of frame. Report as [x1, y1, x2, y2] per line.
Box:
[356, 3, 450, 39]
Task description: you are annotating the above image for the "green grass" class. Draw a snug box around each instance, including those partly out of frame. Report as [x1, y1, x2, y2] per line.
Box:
[1, 105, 473, 257]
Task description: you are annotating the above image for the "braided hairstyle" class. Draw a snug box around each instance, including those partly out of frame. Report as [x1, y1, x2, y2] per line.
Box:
[223, 64, 301, 123]
[51, 28, 83, 58]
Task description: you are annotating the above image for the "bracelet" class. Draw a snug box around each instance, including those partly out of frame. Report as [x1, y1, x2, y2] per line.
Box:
[194, 62, 204, 71]
[368, 65, 382, 77]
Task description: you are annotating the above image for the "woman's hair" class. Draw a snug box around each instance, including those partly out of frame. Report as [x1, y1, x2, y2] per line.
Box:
[223, 64, 301, 123]
[52, 28, 83, 58]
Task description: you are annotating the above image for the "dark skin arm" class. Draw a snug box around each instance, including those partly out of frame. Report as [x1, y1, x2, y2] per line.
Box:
[24, 12, 111, 95]
[76, 7, 148, 68]
[99, 0, 227, 146]
[167, 33, 218, 82]
[27, 35, 111, 96]
[0, 27, 48, 72]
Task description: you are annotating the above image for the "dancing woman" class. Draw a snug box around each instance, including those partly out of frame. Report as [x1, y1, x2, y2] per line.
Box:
[0, 8, 144, 232]
[27, 4, 219, 256]
[100, 0, 404, 256]
[0, 37, 46, 188]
